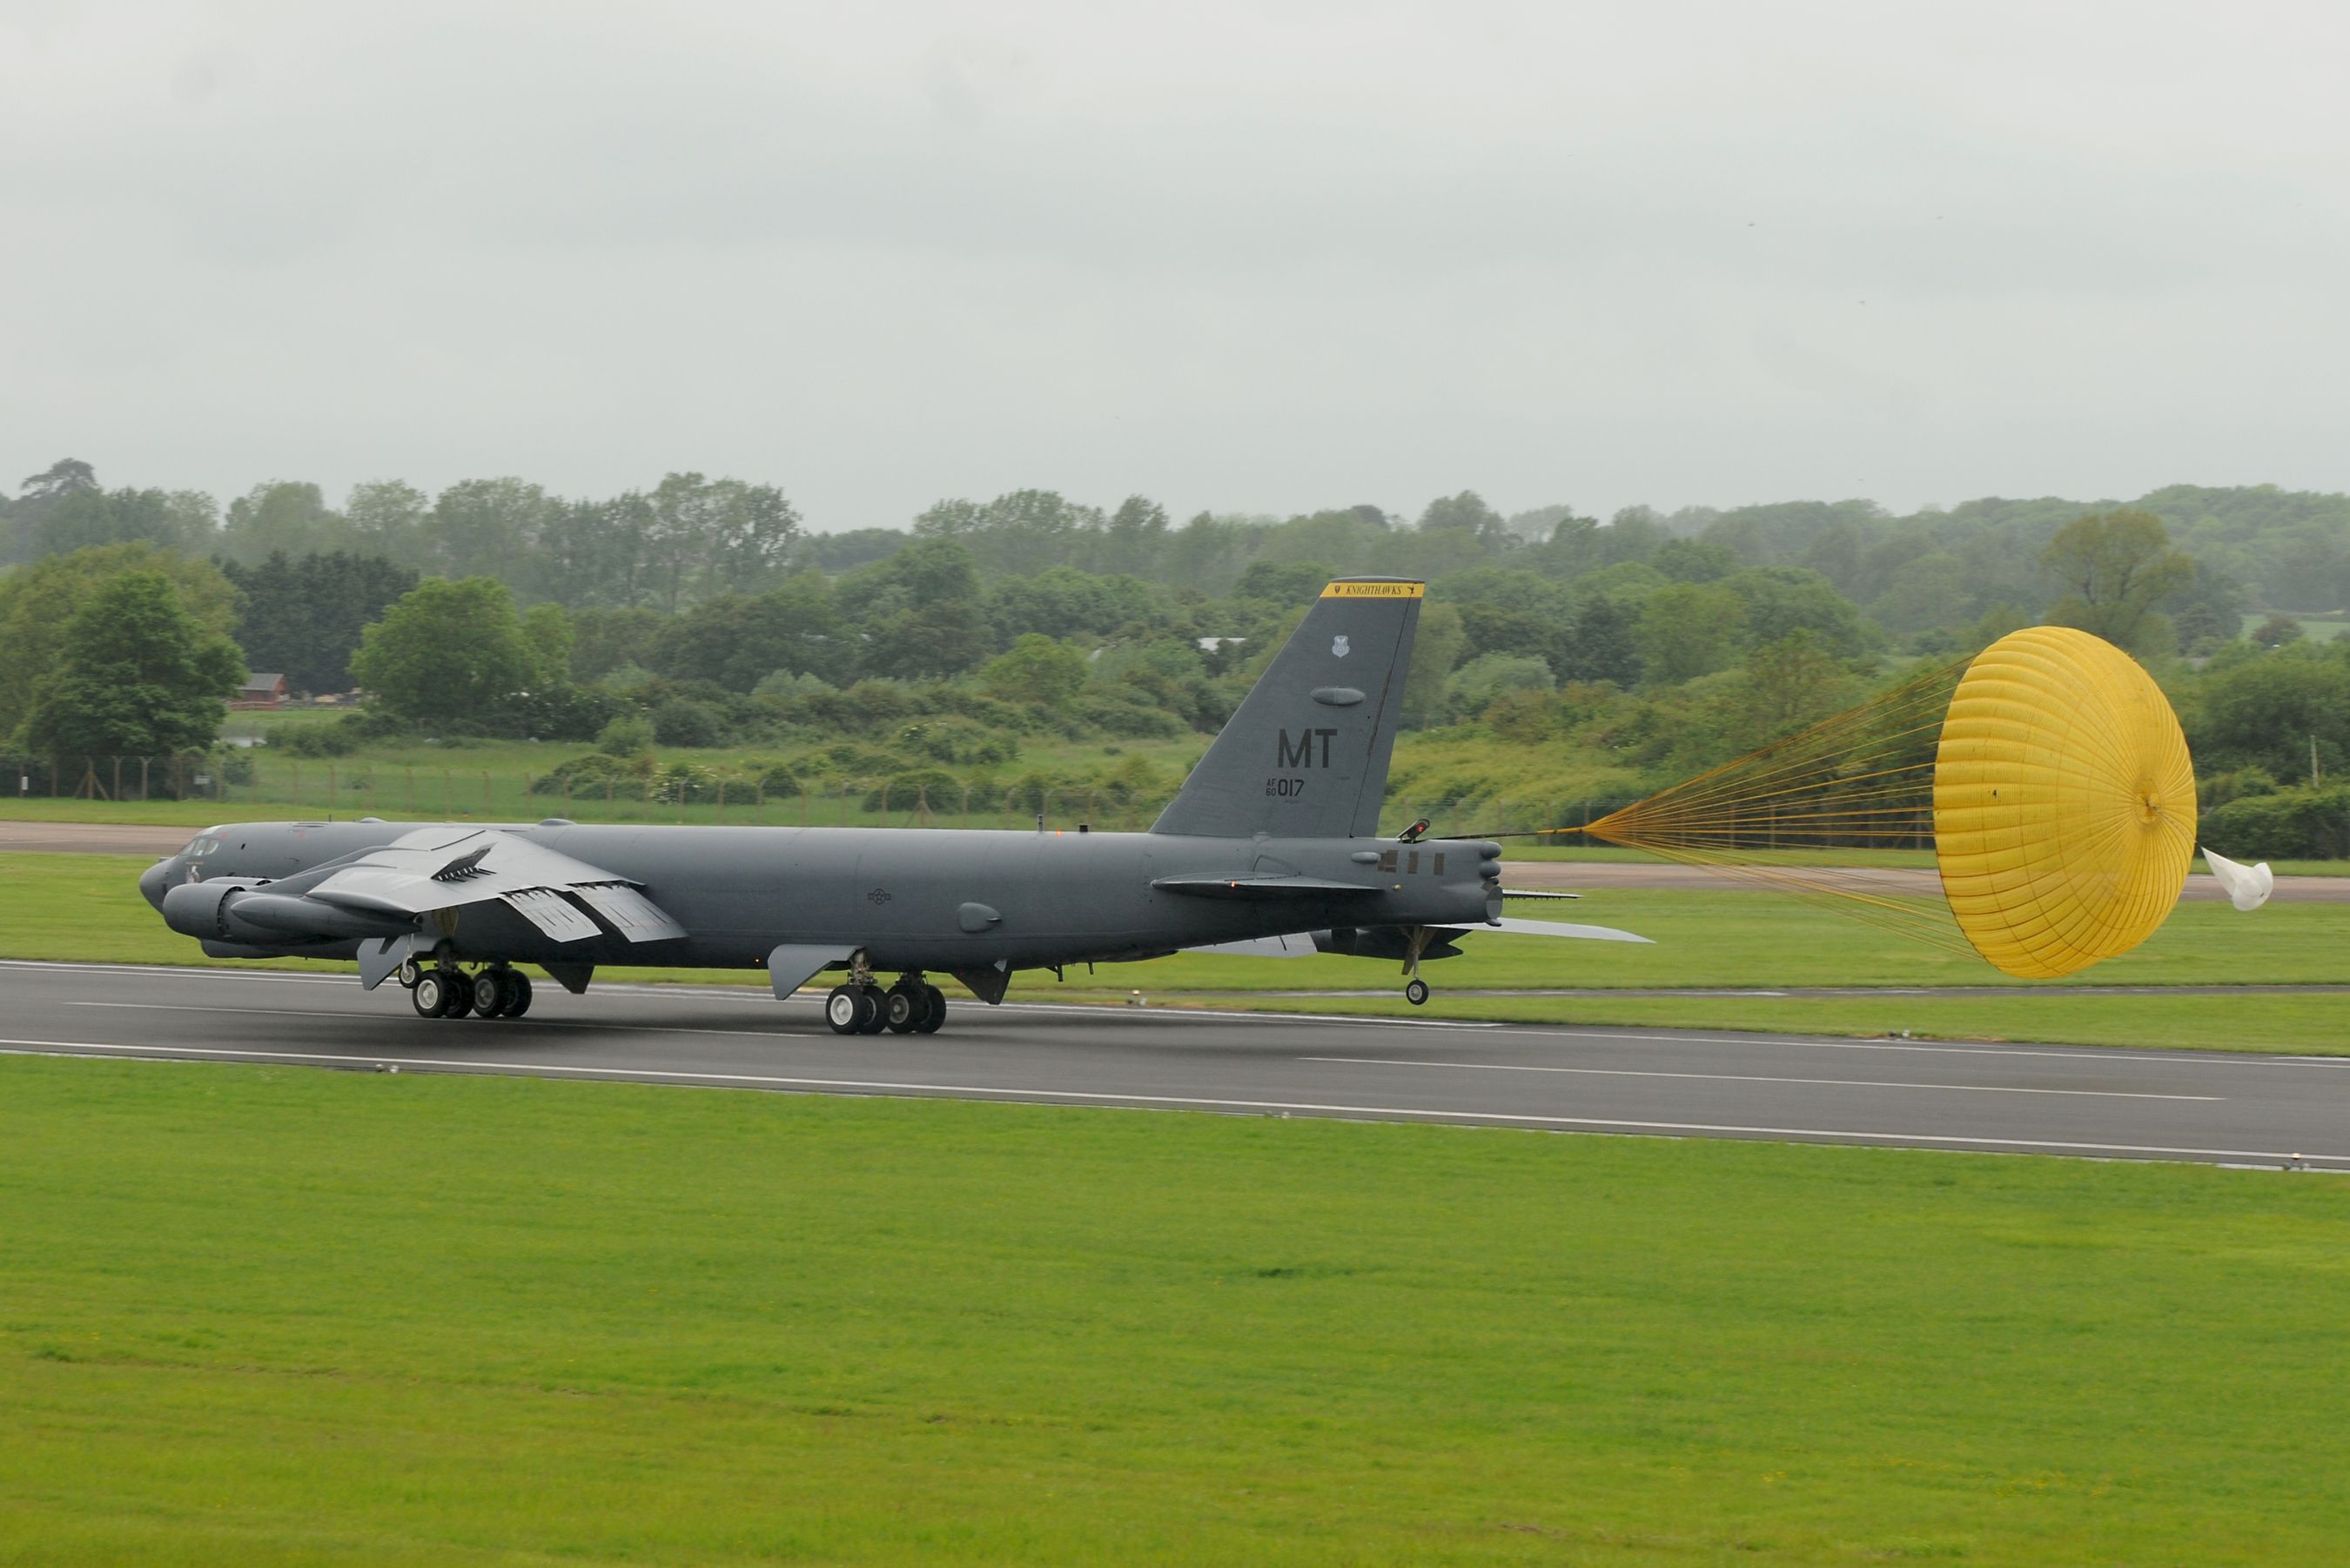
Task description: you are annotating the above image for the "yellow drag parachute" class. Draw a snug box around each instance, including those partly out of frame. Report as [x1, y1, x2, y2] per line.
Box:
[1931, 627, 2196, 977]
[1584, 626, 2198, 979]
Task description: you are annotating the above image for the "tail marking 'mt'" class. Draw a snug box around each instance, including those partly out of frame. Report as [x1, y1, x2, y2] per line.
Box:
[1152, 579, 1422, 840]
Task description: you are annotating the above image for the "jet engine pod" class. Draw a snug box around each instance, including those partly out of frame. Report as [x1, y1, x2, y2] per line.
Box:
[229, 892, 415, 941]
[159, 879, 257, 941]
[159, 881, 412, 946]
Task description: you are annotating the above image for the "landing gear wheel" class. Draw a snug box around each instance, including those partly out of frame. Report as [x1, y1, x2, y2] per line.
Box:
[472, 968, 510, 1018]
[440, 971, 476, 1017]
[1405, 978, 1431, 1007]
[883, 988, 921, 1034]
[500, 973, 534, 1018]
[412, 971, 448, 1017]
[825, 985, 865, 1035]
[856, 984, 889, 1035]
[915, 984, 946, 1034]
[396, 956, 422, 990]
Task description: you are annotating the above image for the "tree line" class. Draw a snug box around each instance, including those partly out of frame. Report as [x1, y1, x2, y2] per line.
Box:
[11, 455, 2350, 854]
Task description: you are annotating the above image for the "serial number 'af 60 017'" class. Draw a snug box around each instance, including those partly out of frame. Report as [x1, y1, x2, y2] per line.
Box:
[138, 577, 1649, 1031]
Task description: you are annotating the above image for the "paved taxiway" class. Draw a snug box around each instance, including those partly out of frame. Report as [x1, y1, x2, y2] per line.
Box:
[4, 959, 2345, 1170]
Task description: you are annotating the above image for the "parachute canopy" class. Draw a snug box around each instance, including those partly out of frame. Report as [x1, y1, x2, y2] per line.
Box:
[1931, 627, 2196, 978]
[1584, 626, 2198, 979]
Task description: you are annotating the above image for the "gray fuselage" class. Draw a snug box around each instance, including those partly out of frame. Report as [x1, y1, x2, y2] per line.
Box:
[143, 819, 1504, 976]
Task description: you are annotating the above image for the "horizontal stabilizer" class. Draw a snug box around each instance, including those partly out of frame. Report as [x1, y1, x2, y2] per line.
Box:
[1152, 875, 1380, 899]
[1487, 916, 1652, 944]
[574, 882, 688, 943]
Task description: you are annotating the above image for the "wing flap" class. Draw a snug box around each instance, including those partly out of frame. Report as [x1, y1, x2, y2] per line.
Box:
[573, 882, 688, 943]
[503, 889, 602, 943]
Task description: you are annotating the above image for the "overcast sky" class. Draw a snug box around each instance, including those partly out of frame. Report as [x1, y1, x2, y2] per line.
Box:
[4, 1, 2347, 531]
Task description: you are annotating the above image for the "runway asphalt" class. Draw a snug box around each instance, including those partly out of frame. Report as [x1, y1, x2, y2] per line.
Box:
[5, 959, 2345, 1171]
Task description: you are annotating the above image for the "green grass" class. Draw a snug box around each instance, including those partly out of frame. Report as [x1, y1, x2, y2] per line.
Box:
[2, 1054, 2347, 1564]
[8, 853, 2345, 1054]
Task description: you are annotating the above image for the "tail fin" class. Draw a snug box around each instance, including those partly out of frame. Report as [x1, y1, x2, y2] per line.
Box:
[1152, 578, 1421, 840]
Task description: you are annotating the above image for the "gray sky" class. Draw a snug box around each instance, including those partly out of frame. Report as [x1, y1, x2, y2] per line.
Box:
[5, 0, 2347, 531]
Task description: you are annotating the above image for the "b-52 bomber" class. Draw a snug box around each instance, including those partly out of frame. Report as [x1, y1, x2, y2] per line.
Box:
[139, 579, 1648, 1032]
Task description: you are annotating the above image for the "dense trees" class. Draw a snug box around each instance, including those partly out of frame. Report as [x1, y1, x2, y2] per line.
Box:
[0, 544, 239, 743]
[21, 572, 245, 759]
[2039, 510, 2196, 655]
[349, 578, 541, 731]
[219, 552, 419, 694]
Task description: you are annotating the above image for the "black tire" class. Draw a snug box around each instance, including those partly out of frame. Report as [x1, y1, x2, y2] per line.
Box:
[825, 985, 863, 1035]
[501, 973, 534, 1019]
[441, 972, 476, 1017]
[915, 984, 946, 1034]
[883, 988, 919, 1034]
[396, 956, 423, 990]
[856, 985, 888, 1035]
[411, 972, 446, 1017]
[472, 969, 508, 1018]
[1405, 978, 1430, 1007]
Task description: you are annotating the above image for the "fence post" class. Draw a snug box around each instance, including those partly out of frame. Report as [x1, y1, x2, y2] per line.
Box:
[292, 761, 302, 809]
[328, 762, 339, 814]
[879, 782, 891, 826]
[138, 757, 151, 801]
[443, 769, 453, 818]
[481, 772, 492, 817]
[916, 785, 930, 828]
[961, 785, 970, 830]
[800, 782, 809, 826]
[716, 780, 727, 825]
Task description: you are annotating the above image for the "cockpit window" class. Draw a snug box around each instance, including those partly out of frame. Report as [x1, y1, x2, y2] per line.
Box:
[181, 835, 222, 858]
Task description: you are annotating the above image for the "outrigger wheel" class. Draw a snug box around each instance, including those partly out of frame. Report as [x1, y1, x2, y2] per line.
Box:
[1404, 978, 1431, 1007]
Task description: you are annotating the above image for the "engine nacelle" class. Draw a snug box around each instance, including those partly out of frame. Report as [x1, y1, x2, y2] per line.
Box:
[160, 881, 412, 945]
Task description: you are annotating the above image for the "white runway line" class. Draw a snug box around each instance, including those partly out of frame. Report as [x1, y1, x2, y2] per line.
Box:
[1299, 1056, 2225, 1101]
[1, 1038, 2339, 1168]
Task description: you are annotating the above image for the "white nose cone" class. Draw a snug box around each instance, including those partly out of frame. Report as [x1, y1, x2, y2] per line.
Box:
[2202, 847, 2275, 912]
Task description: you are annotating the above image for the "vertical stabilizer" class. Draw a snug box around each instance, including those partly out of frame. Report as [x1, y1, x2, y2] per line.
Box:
[1151, 579, 1421, 839]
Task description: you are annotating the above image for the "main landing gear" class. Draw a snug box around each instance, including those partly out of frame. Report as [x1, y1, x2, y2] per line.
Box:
[824, 968, 947, 1036]
[403, 961, 534, 1021]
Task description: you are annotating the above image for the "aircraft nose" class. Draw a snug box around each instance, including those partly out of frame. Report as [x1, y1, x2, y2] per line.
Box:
[139, 858, 177, 911]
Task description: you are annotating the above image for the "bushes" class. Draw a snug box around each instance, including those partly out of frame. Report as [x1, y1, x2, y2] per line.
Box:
[1071, 689, 1186, 739]
[596, 714, 655, 756]
[899, 715, 1018, 767]
[649, 697, 722, 748]
[2202, 784, 2350, 861]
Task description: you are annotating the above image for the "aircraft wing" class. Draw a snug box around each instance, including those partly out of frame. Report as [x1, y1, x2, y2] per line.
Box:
[302, 827, 687, 944]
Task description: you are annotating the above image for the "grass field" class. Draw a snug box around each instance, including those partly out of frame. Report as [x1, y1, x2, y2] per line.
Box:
[3, 1053, 2346, 1565]
[7, 852, 2345, 1055]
